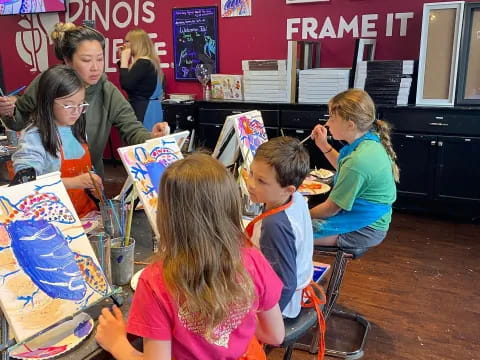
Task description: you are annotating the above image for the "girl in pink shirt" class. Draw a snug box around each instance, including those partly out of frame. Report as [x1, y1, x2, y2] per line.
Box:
[96, 153, 285, 360]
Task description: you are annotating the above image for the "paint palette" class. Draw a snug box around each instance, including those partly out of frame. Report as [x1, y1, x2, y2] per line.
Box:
[298, 180, 331, 196]
[130, 268, 145, 291]
[9, 312, 94, 359]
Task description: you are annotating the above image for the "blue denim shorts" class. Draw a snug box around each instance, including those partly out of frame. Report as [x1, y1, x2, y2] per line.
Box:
[337, 226, 387, 256]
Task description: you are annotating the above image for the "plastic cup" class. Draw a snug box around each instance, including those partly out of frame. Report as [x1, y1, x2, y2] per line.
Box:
[100, 200, 126, 238]
[5, 130, 18, 146]
[88, 232, 112, 284]
[110, 237, 135, 286]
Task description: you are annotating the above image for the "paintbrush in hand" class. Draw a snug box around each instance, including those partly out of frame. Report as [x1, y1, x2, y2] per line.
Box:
[86, 166, 106, 206]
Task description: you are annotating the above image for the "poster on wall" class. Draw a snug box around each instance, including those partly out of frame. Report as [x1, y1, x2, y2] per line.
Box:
[0, 0, 66, 16]
[222, 0, 252, 17]
[172, 6, 218, 81]
[286, 0, 329, 3]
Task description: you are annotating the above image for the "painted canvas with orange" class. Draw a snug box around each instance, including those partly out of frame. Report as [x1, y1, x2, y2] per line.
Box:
[0, 172, 110, 343]
[117, 134, 183, 239]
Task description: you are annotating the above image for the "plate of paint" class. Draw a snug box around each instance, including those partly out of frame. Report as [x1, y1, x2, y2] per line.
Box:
[9, 312, 94, 359]
[130, 268, 145, 291]
[298, 180, 330, 196]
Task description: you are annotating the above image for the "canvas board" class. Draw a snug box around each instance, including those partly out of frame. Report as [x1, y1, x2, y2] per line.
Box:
[416, 1, 464, 106]
[221, 0, 251, 17]
[0, 172, 110, 342]
[117, 134, 184, 239]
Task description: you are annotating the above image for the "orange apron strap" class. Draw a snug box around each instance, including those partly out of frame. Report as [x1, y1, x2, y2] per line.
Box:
[245, 198, 293, 238]
[238, 336, 266, 360]
[60, 143, 98, 218]
[301, 282, 327, 360]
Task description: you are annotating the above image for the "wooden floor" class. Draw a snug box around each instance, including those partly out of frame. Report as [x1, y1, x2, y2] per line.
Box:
[103, 163, 480, 360]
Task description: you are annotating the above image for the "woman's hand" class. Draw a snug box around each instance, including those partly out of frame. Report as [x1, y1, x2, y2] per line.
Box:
[151, 122, 171, 138]
[119, 44, 132, 68]
[0, 96, 17, 117]
[311, 124, 330, 152]
[63, 173, 103, 191]
[96, 306, 131, 356]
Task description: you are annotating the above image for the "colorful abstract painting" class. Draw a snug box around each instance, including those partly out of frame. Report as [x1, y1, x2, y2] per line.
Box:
[0, 0, 65, 15]
[117, 134, 183, 239]
[221, 0, 252, 17]
[232, 110, 267, 167]
[0, 172, 110, 342]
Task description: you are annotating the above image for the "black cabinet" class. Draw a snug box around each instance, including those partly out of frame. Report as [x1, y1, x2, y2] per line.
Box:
[436, 136, 480, 201]
[383, 106, 480, 216]
[391, 133, 437, 198]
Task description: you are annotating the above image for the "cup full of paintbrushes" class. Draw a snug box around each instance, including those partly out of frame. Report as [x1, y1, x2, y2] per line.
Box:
[99, 199, 126, 239]
[87, 231, 112, 284]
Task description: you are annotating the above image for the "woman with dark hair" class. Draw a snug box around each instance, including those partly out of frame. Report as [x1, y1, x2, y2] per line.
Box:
[0, 23, 169, 177]
[12, 65, 101, 217]
[118, 28, 164, 131]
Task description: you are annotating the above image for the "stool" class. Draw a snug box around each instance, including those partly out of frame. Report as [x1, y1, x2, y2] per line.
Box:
[270, 284, 324, 360]
[311, 246, 371, 359]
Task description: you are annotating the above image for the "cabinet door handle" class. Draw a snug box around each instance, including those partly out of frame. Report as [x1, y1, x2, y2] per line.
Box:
[434, 116, 444, 120]
[438, 141, 443, 147]
[231, 111, 242, 114]
[428, 122, 448, 127]
[406, 135, 415, 138]
[323, 114, 330, 117]
[430, 140, 436, 146]
[296, 130, 305, 134]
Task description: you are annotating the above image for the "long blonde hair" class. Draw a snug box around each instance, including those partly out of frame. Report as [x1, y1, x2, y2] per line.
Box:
[125, 28, 163, 80]
[329, 89, 400, 182]
[156, 153, 254, 332]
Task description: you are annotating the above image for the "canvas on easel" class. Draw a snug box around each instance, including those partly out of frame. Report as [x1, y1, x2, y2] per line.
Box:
[117, 134, 184, 239]
[0, 172, 111, 342]
[213, 110, 268, 195]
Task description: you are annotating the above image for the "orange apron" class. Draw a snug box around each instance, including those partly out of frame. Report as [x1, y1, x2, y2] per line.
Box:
[60, 143, 98, 218]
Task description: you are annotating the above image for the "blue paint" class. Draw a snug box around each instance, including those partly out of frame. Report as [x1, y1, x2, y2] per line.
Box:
[6, 219, 86, 301]
[117, 255, 123, 264]
[74, 320, 92, 337]
[33, 179, 63, 192]
[144, 161, 167, 191]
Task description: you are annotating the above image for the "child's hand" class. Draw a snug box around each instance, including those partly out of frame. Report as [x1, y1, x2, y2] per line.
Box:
[0, 96, 17, 117]
[96, 306, 128, 354]
[63, 173, 103, 191]
[311, 124, 329, 152]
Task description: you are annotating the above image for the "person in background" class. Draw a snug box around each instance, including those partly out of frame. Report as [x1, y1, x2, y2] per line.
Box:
[118, 28, 164, 131]
[12, 65, 100, 218]
[96, 154, 285, 360]
[309, 89, 398, 256]
[246, 136, 314, 319]
[0, 23, 169, 178]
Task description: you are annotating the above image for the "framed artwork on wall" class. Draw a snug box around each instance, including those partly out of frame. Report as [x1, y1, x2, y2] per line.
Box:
[172, 6, 218, 81]
[416, 1, 464, 106]
[456, 2, 480, 105]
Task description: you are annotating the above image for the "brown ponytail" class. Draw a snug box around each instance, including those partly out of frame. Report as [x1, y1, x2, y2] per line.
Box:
[373, 120, 400, 183]
[329, 89, 400, 183]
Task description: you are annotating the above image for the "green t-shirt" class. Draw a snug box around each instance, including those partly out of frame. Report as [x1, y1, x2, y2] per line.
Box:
[329, 140, 397, 231]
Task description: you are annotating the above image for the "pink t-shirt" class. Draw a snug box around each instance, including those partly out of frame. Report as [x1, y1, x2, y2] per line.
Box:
[126, 247, 283, 360]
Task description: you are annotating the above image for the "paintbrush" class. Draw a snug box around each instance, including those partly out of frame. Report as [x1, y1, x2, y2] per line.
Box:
[0, 87, 4, 97]
[299, 133, 312, 145]
[86, 166, 106, 206]
[124, 185, 135, 247]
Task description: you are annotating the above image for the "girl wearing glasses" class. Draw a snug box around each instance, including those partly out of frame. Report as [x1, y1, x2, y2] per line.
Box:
[12, 65, 100, 218]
